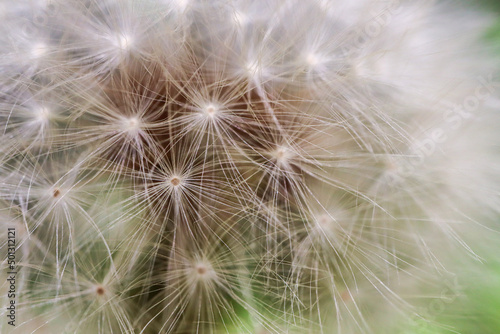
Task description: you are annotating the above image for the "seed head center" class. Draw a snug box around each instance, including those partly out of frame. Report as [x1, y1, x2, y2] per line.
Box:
[121, 116, 142, 135]
[196, 264, 208, 275]
[317, 214, 332, 227]
[170, 176, 181, 187]
[233, 11, 247, 26]
[204, 104, 218, 118]
[116, 34, 133, 51]
[95, 285, 105, 296]
[36, 106, 51, 121]
[307, 53, 320, 66]
[273, 146, 292, 165]
[193, 261, 215, 280]
[31, 43, 48, 58]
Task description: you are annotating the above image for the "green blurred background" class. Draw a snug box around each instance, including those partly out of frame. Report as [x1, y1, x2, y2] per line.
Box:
[406, 2, 500, 333]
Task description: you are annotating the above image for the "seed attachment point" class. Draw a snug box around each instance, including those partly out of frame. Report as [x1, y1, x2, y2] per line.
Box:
[170, 176, 181, 187]
[95, 286, 105, 296]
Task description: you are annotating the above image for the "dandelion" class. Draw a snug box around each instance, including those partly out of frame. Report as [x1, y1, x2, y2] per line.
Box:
[1, 0, 500, 333]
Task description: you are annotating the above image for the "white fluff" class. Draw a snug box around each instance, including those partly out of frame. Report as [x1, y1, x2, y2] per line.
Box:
[1, 0, 499, 333]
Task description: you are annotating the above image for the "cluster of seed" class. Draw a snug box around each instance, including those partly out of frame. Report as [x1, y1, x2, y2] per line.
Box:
[1, 1, 500, 333]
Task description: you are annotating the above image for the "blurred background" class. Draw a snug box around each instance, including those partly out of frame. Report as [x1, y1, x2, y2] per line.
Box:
[413, 1, 500, 333]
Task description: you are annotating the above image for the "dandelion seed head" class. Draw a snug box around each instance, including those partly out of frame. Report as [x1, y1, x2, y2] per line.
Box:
[3, 1, 500, 333]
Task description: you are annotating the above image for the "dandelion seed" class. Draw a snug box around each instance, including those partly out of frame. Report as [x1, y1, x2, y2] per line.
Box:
[271, 145, 293, 167]
[245, 60, 263, 79]
[95, 285, 106, 296]
[120, 115, 142, 136]
[305, 52, 323, 68]
[316, 213, 332, 227]
[169, 175, 182, 187]
[174, 0, 189, 12]
[31, 42, 48, 59]
[203, 103, 218, 119]
[52, 188, 61, 198]
[113, 33, 134, 52]
[233, 11, 247, 26]
[193, 261, 214, 280]
[34, 106, 51, 122]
